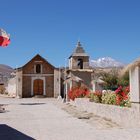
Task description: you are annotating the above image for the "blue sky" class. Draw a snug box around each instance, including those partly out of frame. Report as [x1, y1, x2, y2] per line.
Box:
[0, 0, 140, 68]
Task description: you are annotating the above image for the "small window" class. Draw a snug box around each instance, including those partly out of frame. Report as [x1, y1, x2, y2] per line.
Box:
[36, 64, 41, 73]
[77, 59, 83, 69]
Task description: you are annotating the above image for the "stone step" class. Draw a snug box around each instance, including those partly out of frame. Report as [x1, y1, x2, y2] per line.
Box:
[33, 95, 47, 98]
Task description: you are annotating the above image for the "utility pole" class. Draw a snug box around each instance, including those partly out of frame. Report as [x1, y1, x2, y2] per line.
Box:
[63, 58, 67, 103]
[16, 65, 19, 98]
[57, 65, 61, 100]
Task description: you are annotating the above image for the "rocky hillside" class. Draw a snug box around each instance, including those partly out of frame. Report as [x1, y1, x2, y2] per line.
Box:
[0, 64, 14, 84]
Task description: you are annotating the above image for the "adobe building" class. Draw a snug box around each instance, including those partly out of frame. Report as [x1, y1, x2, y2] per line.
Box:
[64, 41, 94, 97]
[16, 54, 60, 98]
[8, 41, 102, 98]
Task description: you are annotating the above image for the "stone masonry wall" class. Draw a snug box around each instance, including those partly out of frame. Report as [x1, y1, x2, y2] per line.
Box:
[70, 98, 140, 127]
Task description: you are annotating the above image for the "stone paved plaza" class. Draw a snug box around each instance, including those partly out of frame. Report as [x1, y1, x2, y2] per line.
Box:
[0, 97, 140, 140]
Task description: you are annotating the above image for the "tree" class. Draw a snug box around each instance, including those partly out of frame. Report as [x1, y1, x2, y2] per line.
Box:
[117, 71, 129, 87]
[93, 68, 129, 90]
[100, 69, 119, 90]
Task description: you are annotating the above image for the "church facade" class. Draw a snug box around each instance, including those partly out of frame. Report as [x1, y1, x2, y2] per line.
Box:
[16, 54, 60, 98]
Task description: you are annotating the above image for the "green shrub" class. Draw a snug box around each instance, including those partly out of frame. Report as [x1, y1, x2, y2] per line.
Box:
[115, 86, 131, 107]
[118, 92, 131, 107]
[93, 91, 102, 103]
[117, 71, 129, 87]
[93, 95, 102, 103]
[89, 91, 102, 103]
[101, 91, 116, 105]
[120, 99, 131, 107]
[89, 93, 94, 102]
[100, 69, 118, 90]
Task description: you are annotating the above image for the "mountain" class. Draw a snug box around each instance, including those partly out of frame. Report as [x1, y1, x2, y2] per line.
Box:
[0, 64, 14, 74]
[0, 64, 14, 84]
[90, 57, 125, 68]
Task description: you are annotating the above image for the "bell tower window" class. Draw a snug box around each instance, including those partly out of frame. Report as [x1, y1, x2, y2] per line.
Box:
[77, 58, 83, 69]
[36, 64, 41, 73]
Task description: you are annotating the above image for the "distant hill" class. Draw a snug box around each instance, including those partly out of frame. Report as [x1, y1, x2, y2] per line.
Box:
[0, 64, 14, 84]
[0, 64, 14, 74]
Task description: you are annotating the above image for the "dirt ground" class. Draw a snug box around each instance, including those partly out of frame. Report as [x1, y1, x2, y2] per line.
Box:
[0, 97, 140, 140]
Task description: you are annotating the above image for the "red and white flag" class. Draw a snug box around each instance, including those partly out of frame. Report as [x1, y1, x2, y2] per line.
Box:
[0, 29, 10, 47]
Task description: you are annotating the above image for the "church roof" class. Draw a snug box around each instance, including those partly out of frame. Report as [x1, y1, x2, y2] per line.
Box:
[18, 54, 55, 70]
[69, 41, 89, 58]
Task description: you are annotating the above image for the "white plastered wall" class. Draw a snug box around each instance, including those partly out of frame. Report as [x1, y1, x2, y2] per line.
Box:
[129, 66, 140, 103]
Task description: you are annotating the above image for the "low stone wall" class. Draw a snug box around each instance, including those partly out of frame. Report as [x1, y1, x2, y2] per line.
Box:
[70, 98, 140, 127]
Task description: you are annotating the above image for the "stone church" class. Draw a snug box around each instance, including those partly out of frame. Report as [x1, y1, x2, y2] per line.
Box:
[64, 41, 94, 97]
[16, 54, 60, 98]
[8, 41, 99, 98]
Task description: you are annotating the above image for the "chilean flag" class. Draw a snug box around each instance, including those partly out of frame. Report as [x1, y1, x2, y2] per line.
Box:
[0, 29, 10, 47]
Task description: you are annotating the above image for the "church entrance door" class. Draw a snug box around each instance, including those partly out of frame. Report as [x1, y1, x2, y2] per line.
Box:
[33, 79, 44, 95]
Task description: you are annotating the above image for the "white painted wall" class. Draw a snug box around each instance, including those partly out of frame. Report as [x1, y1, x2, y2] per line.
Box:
[92, 81, 104, 92]
[54, 69, 60, 98]
[16, 70, 22, 98]
[69, 58, 73, 69]
[7, 77, 16, 97]
[129, 66, 140, 103]
[92, 81, 96, 92]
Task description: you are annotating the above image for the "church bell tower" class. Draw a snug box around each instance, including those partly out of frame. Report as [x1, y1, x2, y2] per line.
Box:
[69, 41, 89, 69]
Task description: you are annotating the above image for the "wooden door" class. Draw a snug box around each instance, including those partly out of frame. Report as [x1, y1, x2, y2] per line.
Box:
[33, 79, 43, 95]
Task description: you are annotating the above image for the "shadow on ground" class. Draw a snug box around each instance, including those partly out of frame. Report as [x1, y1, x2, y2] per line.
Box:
[0, 124, 35, 140]
[20, 103, 46, 106]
